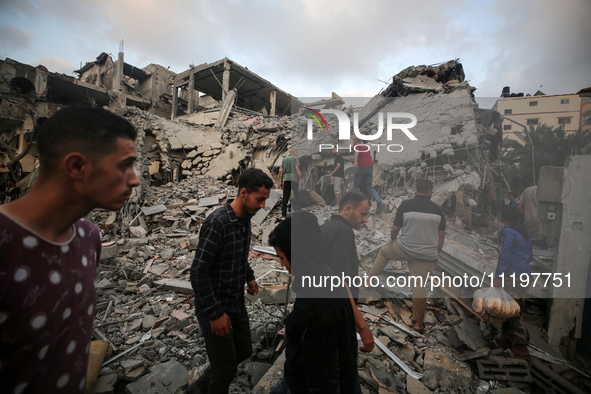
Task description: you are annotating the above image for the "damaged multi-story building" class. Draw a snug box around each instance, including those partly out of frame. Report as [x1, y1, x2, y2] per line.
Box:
[2, 49, 591, 393]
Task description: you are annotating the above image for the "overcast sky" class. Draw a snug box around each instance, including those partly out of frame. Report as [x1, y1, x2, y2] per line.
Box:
[1, 0, 589, 105]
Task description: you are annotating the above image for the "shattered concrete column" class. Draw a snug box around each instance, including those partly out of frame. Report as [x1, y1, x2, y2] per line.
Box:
[188, 73, 195, 115]
[547, 155, 591, 350]
[270, 90, 277, 116]
[113, 51, 124, 93]
[222, 60, 231, 102]
[171, 85, 178, 120]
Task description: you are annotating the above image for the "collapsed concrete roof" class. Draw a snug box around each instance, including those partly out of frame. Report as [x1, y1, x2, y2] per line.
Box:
[173, 58, 302, 117]
[292, 60, 483, 170]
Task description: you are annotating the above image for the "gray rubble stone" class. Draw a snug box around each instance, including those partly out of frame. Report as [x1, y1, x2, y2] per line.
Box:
[125, 360, 188, 394]
[95, 373, 118, 394]
[142, 315, 158, 331]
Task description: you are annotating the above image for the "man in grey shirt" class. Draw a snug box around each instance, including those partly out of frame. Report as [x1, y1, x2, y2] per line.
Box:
[369, 179, 445, 331]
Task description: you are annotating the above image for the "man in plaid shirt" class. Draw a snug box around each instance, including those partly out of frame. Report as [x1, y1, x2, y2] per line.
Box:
[188, 168, 273, 393]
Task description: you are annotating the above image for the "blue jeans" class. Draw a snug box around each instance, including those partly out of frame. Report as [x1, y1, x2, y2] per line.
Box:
[353, 166, 381, 203]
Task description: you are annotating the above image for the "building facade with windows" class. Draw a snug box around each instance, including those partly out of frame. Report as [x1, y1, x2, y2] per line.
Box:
[493, 91, 582, 139]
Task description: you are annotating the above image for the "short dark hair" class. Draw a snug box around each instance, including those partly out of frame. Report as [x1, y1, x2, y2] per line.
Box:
[269, 216, 291, 263]
[502, 205, 521, 224]
[37, 106, 137, 171]
[339, 190, 370, 212]
[416, 179, 433, 194]
[238, 168, 273, 193]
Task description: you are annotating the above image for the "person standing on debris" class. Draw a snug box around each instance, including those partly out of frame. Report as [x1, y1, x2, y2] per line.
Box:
[268, 212, 362, 394]
[352, 138, 385, 214]
[0, 106, 140, 393]
[321, 191, 369, 300]
[327, 147, 345, 207]
[518, 185, 547, 249]
[299, 153, 311, 189]
[188, 168, 272, 394]
[492, 205, 532, 356]
[280, 148, 302, 219]
[320, 190, 375, 351]
[368, 179, 445, 332]
[507, 191, 518, 207]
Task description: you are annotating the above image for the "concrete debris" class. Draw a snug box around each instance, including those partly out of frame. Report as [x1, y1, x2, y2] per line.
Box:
[4, 55, 589, 393]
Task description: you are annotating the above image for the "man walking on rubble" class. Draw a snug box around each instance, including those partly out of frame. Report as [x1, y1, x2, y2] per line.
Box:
[327, 146, 345, 208]
[280, 148, 303, 219]
[0, 106, 141, 393]
[321, 190, 375, 351]
[353, 138, 386, 214]
[518, 185, 547, 249]
[188, 168, 272, 394]
[368, 179, 445, 332]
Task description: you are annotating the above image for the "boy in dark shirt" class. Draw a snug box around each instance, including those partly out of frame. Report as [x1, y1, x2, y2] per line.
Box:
[493, 205, 533, 356]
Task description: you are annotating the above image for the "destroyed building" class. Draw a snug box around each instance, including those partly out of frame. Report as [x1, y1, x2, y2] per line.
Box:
[2, 53, 591, 394]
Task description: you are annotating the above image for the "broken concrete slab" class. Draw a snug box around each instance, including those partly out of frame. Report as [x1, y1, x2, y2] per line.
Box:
[454, 316, 487, 351]
[125, 359, 188, 394]
[198, 196, 219, 207]
[141, 204, 167, 216]
[406, 376, 431, 394]
[153, 279, 193, 294]
[369, 367, 405, 393]
[204, 143, 248, 179]
[251, 190, 281, 225]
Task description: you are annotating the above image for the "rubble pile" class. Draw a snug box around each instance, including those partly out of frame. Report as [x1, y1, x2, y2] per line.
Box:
[88, 185, 591, 393]
[4, 54, 590, 392]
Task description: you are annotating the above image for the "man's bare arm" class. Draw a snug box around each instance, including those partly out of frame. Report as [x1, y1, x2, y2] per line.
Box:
[437, 230, 445, 254]
[345, 285, 374, 352]
[390, 224, 401, 241]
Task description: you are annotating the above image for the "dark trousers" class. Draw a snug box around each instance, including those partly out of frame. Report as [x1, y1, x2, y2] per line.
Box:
[282, 180, 299, 217]
[195, 308, 252, 394]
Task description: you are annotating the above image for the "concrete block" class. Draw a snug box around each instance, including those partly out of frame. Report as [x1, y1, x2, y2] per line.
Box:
[100, 243, 119, 261]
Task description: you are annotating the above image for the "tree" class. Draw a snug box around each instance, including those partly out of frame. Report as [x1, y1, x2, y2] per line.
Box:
[502, 124, 591, 192]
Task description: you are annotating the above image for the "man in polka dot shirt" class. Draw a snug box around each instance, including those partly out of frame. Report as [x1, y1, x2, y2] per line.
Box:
[0, 106, 140, 393]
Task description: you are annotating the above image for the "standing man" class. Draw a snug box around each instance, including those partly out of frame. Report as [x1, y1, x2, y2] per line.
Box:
[353, 138, 385, 214]
[327, 147, 344, 207]
[280, 148, 302, 219]
[492, 205, 532, 356]
[0, 106, 140, 393]
[299, 153, 310, 189]
[518, 185, 547, 249]
[368, 179, 445, 332]
[321, 191, 375, 351]
[189, 168, 272, 393]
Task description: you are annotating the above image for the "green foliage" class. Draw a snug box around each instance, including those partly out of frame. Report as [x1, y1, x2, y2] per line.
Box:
[501, 124, 591, 192]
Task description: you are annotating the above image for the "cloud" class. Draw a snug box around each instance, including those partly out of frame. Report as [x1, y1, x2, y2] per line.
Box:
[0, 0, 589, 99]
[476, 0, 591, 96]
[0, 25, 36, 50]
[37, 56, 76, 75]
